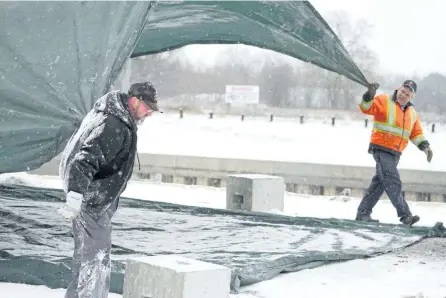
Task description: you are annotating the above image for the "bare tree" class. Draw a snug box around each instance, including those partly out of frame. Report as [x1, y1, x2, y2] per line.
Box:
[258, 59, 296, 107]
[321, 11, 379, 109]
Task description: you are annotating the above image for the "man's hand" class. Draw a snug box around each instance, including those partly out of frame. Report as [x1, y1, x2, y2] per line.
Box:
[368, 82, 380, 93]
[362, 82, 380, 102]
[57, 191, 83, 220]
[423, 147, 433, 163]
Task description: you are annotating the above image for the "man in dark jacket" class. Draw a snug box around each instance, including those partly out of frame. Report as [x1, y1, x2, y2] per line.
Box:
[58, 81, 159, 298]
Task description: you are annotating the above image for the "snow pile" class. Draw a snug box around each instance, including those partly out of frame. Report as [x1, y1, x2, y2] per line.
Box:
[0, 172, 47, 188]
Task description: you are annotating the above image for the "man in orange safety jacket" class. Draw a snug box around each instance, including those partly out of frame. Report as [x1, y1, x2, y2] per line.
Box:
[356, 80, 433, 226]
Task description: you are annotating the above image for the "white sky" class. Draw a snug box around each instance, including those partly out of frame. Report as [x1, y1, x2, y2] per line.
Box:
[312, 0, 446, 77]
[175, 0, 446, 78]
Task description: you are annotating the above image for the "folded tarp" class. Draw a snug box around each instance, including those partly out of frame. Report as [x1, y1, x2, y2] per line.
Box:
[0, 184, 444, 293]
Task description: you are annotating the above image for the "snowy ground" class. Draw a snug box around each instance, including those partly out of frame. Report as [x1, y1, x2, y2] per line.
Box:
[1, 173, 446, 298]
[136, 112, 446, 172]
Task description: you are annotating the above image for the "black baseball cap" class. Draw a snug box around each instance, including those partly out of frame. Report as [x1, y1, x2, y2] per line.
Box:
[128, 81, 161, 112]
[402, 80, 417, 93]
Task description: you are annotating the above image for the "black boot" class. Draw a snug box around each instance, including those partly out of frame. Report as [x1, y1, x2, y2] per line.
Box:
[400, 214, 420, 226]
[355, 213, 379, 223]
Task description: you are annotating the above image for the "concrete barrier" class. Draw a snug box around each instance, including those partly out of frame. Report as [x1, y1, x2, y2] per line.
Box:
[226, 174, 285, 212]
[29, 153, 446, 203]
[123, 255, 231, 298]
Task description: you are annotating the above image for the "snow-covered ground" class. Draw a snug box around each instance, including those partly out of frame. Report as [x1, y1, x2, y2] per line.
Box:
[136, 112, 445, 172]
[1, 173, 446, 298]
[2, 110, 446, 297]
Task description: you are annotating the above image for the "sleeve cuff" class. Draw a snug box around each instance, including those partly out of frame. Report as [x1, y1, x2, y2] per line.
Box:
[417, 140, 430, 151]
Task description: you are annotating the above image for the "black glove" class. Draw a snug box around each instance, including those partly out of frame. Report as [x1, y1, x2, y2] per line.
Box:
[363, 82, 380, 102]
[368, 82, 380, 92]
[423, 147, 433, 163]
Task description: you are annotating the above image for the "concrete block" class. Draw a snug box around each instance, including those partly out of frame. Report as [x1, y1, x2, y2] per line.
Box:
[123, 255, 231, 298]
[226, 174, 285, 212]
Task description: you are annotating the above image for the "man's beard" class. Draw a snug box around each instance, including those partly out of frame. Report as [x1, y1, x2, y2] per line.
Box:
[135, 118, 146, 126]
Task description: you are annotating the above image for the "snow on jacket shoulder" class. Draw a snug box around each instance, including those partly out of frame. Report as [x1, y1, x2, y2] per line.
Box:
[59, 91, 138, 218]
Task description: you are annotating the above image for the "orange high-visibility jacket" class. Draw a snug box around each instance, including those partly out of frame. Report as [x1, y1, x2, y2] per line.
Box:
[359, 93, 427, 154]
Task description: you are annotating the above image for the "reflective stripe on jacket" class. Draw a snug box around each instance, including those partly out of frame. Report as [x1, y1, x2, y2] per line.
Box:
[359, 93, 427, 153]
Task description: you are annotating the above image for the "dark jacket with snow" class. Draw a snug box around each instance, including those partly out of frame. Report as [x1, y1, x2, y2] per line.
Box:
[59, 91, 137, 218]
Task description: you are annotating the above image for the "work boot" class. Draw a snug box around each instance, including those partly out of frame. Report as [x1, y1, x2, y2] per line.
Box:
[400, 214, 420, 226]
[355, 213, 379, 223]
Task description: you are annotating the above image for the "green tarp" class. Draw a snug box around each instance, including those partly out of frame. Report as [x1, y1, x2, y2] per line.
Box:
[134, 1, 368, 86]
[0, 183, 445, 293]
[0, 1, 368, 174]
[0, 1, 153, 174]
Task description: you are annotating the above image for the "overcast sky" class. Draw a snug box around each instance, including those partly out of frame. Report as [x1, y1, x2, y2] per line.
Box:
[312, 0, 446, 77]
[176, 0, 446, 78]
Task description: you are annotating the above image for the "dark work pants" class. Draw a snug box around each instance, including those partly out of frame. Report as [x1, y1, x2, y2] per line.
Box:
[65, 199, 119, 298]
[357, 150, 411, 218]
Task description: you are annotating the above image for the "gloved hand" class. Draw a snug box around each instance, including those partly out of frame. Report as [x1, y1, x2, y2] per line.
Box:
[368, 82, 380, 93]
[423, 147, 433, 163]
[57, 191, 83, 220]
[363, 82, 380, 101]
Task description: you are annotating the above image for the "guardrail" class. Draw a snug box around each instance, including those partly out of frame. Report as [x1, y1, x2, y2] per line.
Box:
[30, 153, 446, 203]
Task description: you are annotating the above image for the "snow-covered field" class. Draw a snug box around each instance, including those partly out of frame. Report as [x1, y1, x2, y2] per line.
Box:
[137, 112, 446, 172]
[1, 173, 446, 298]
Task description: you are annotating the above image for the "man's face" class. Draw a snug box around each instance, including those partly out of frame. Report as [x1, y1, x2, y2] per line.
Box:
[396, 86, 414, 106]
[129, 96, 153, 125]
